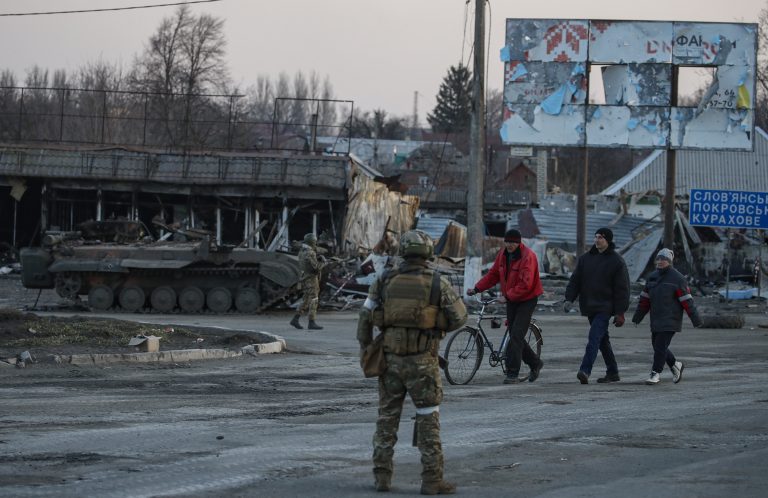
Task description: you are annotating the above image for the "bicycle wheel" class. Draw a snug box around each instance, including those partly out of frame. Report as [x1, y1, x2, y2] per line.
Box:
[527, 321, 543, 358]
[444, 327, 484, 385]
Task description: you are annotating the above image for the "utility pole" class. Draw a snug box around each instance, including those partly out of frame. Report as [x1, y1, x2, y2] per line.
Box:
[576, 66, 591, 256]
[464, 0, 486, 296]
[663, 67, 679, 249]
[577, 149, 588, 255]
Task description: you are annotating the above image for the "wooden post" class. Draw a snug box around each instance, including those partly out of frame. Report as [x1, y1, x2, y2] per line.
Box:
[577, 148, 588, 255]
[664, 67, 679, 249]
[464, 0, 487, 296]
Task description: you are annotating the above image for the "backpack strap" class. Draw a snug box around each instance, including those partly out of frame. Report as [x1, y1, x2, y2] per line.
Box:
[429, 270, 441, 307]
[378, 268, 398, 304]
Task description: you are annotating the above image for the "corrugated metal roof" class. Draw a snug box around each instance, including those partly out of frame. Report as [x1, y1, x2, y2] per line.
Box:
[317, 137, 440, 167]
[601, 127, 768, 196]
[510, 208, 661, 251]
[0, 146, 347, 194]
[415, 217, 456, 241]
[349, 153, 384, 178]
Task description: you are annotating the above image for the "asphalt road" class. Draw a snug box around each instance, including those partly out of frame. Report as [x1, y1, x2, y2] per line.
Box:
[1, 309, 767, 497]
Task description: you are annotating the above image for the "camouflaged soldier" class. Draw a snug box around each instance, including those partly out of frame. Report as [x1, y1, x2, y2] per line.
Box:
[290, 233, 324, 330]
[357, 230, 467, 495]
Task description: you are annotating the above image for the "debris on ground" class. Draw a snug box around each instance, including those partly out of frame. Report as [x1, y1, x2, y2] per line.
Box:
[0, 307, 270, 363]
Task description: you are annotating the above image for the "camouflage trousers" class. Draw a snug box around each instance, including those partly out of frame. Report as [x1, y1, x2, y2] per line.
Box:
[297, 276, 320, 320]
[373, 351, 444, 483]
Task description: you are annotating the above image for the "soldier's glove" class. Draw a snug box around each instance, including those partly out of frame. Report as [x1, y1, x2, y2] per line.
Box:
[613, 313, 625, 327]
[466, 287, 479, 296]
[563, 300, 573, 313]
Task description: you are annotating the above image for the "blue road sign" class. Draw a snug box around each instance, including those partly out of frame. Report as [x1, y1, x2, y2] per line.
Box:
[689, 189, 768, 229]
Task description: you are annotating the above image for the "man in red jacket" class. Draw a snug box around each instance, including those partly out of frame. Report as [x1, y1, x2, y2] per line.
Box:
[467, 229, 544, 384]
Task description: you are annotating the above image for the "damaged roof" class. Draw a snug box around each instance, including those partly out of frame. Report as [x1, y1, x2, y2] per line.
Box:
[601, 127, 768, 196]
[0, 146, 348, 198]
[512, 208, 660, 251]
[415, 217, 456, 242]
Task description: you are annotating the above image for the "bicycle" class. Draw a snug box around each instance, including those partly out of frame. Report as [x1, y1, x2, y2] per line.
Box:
[443, 295, 543, 385]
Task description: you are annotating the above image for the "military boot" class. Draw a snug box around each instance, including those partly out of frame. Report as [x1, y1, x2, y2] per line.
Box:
[289, 314, 303, 329]
[374, 472, 391, 492]
[420, 480, 456, 495]
[308, 320, 323, 330]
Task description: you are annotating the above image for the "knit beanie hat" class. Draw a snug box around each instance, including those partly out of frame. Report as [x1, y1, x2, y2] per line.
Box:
[504, 229, 522, 243]
[656, 248, 674, 263]
[595, 227, 614, 244]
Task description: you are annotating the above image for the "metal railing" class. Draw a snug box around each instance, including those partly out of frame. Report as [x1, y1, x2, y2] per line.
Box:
[0, 86, 353, 154]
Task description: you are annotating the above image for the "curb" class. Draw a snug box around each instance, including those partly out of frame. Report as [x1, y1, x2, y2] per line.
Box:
[242, 339, 285, 355]
[53, 339, 286, 366]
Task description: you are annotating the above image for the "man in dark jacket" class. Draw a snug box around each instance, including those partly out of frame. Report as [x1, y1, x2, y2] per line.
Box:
[564, 227, 630, 384]
[631, 248, 702, 385]
[468, 229, 544, 384]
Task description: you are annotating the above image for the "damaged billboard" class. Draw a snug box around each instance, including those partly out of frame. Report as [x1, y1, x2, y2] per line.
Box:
[500, 19, 757, 151]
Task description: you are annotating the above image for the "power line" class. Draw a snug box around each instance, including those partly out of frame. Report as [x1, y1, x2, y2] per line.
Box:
[0, 0, 222, 17]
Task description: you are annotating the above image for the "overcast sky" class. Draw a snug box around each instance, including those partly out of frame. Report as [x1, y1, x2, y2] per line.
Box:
[0, 0, 765, 123]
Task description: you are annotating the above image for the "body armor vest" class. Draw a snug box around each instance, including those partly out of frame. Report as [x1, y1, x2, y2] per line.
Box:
[382, 269, 439, 329]
[378, 268, 445, 355]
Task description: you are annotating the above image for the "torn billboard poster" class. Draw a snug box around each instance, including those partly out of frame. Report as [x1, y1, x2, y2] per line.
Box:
[589, 21, 673, 64]
[673, 23, 756, 66]
[504, 61, 587, 106]
[587, 106, 669, 147]
[501, 19, 589, 63]
[670, 107, 752, 149]
[500, 19, 757, 151]
[501, 104, 585, 146]
[696, 65, 754, 111]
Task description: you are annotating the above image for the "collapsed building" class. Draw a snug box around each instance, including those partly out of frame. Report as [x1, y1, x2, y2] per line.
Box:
[0, 145, 418, 258]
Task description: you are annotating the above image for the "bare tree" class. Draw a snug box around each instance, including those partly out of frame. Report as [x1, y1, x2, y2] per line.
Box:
[128, 5, 230, 148]
[247, 75, 274, 121]
[67, 60, 129, 144]
[273, 72, 291, 135]
[290, 70, 309, 133]
[20, 66, 56, 141]
[320, 75, 337, 128]
[0, 69, 18, 141]
[0, 69, 15, 88]
[308, 70, 322, 100]
[486, 88, 503, 135]
[24, 66, 49, 88]
[347, 108, 408, 139]
[756, 5, 768, 130]
[179, 8, 228, 95]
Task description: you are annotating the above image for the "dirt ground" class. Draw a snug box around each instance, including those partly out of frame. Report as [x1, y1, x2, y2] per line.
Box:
[0, 308, 267, 365]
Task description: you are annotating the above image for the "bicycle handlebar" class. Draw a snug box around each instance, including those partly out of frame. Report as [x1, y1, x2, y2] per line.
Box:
[475, 296, 502, 306]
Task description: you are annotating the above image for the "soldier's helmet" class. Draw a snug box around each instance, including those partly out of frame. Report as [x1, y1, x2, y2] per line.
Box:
[303, 233, 317, 245]
[399, 230, 433, 259]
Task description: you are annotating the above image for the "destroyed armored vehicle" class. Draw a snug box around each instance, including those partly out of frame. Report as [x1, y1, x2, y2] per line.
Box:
[20, 220, 301, 313]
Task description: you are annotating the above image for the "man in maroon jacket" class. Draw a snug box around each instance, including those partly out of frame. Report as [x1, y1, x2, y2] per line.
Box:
[467, 229, 544, 384]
